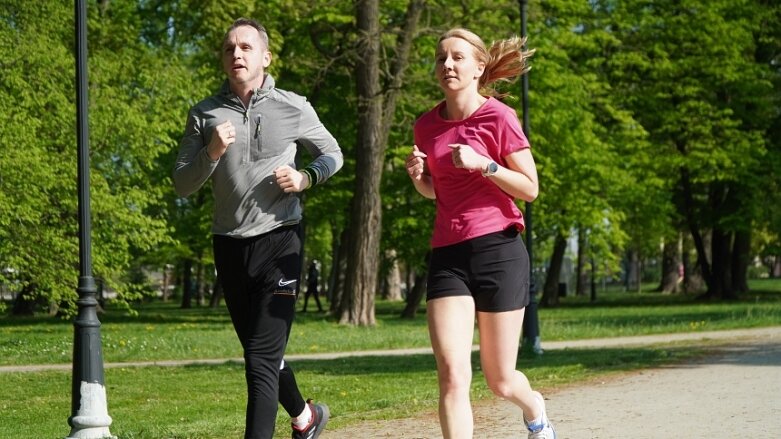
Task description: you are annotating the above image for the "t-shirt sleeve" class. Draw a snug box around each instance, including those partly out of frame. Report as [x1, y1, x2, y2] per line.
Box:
[499, 108, 530, 157]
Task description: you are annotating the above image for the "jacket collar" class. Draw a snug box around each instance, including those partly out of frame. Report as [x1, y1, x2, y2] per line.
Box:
[219, 74, 275, 99]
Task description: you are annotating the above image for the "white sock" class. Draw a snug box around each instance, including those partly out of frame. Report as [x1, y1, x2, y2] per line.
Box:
[524, 407, 545, 429]
[526, 415, 544, 427]
[292, 403, 312, 430]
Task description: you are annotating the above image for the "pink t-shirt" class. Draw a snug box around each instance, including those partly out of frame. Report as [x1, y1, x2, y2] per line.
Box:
[414, 97, 530, 248]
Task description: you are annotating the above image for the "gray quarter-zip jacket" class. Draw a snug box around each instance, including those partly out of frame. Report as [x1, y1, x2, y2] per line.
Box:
[173, 75, 343, 238]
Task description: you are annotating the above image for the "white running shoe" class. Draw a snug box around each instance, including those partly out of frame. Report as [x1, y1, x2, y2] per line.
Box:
[525, 391, 556, 439]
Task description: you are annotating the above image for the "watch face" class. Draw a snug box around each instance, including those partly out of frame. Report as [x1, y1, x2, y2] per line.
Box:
[483, 161, 498, 177]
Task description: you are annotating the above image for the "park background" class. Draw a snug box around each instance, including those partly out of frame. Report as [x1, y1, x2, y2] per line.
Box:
[1, 1, 780, 438]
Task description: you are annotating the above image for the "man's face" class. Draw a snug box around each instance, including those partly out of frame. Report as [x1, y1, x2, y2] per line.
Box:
[222, 25, 271, 88]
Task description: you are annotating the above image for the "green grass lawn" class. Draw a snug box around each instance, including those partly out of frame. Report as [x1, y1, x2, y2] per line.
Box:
[2, 343, 706, 439]
[1, 278, 780, 438]
[540, 280, 781, 340]
[2, 279, 780, 366]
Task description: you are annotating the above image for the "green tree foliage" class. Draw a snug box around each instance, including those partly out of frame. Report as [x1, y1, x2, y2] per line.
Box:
[752, 1, 781, 278]
[0, 2, 190, 314]
[516, 1, 640, 304]
[601, 0, 778, 298]
[2, 0, 779, 318]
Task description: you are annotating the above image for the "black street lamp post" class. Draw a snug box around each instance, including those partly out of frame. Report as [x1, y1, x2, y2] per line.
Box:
[520, 0, 543, 356]
[67, 1, 115, 438]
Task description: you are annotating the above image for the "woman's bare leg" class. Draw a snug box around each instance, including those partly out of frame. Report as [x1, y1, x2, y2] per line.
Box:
[427, 296, 476, 439]
[477, 308, 542, 422]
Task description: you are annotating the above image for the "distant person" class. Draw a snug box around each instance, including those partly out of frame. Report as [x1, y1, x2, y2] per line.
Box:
[405, 28, 555, 438]
[303, 260, 323, 312]
[678, 263, 685, 283]
[173, 18, 342, 439]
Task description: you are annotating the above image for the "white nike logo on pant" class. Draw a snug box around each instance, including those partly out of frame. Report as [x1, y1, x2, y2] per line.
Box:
[278, 279, 297, 287]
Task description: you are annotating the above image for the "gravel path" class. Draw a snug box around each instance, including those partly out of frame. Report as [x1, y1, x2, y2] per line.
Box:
[323, 326, 781, 438]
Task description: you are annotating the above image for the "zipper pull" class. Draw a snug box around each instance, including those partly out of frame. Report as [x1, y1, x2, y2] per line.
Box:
[255, 116, 261, 138]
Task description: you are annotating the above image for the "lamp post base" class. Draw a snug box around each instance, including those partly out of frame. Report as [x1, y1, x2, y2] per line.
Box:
[66, 381, 115, 439]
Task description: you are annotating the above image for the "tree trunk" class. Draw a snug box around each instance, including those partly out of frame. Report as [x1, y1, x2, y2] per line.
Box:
[772, 256, 781, 278]
[330, 227, 348, 315]
[637, 257, 644, 293]
[575, 227, 586, 296]
[731, 229, 750, 294]
[590, 254, 598, 302]
[658, 238, 680, 294]
[341, 0, 425, 325]
[679, 165, 714, 297]
[711, 228, 733, 299]
[209, 275, 223, 308]
[541, 233, 567, 307]
[681, 231, 702, 293]
[625, 249, 640, 292]
[384, 250, 403, 301]
[400, 269, 427, 319]
[181, 259, 193, 309]
[161, 264, 171, 301]
[340, 0, 382, 326]
[195, 258, 204, 306]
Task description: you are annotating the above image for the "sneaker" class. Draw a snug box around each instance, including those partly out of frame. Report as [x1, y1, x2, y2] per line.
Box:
[525, 391, 556, 439]
[291, 399, 330, 439]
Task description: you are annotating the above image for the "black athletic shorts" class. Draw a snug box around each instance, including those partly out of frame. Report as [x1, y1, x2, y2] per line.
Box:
[426, 226, 530, 312]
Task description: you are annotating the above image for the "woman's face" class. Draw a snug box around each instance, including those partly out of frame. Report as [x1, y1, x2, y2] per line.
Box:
[435, 37, 485, 94]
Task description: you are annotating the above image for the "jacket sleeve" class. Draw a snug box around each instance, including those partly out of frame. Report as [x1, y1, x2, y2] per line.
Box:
[296, 100, 343, 184]
[172, 108, 219, 198]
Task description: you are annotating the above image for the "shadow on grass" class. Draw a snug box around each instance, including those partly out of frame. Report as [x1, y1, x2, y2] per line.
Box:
[0, 298, 427, 327]
[656, 340, 781, 368]
[553, 289, 781, 309]
[0, 302, 231, 327]
[547, 308, 779, 331]
[177, 344, 702, 378]
[0, 301, 431, 330]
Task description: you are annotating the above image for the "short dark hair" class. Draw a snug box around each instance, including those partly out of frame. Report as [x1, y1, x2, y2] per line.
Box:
[224, 18, 269, 48]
